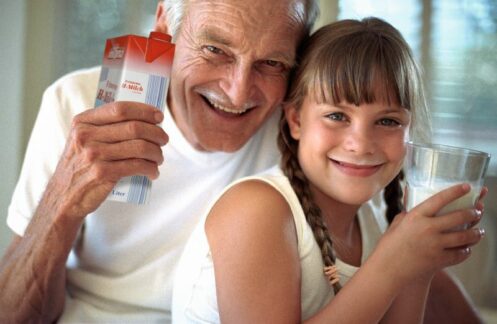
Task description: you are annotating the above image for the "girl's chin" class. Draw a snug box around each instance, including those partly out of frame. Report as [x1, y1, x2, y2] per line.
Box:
[332, 188, 382, 206]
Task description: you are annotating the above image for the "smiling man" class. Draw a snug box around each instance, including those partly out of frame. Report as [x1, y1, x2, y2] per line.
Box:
[0, 1, 317, 322]
[167, 1, 301, 152]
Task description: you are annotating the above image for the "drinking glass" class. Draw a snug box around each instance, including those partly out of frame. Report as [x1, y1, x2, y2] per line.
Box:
[404, 142, 491, 226]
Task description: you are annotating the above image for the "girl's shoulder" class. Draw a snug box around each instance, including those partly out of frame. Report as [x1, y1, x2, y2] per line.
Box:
[205, 176, 293, 236]
[203, 172, 303, 322]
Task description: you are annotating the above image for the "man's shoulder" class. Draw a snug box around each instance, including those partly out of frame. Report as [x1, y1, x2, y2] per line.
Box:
[49, 66, 100, 94]
[44, 66, 100, 114]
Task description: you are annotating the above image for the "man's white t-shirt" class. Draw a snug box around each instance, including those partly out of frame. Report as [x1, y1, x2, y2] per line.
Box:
[7, 67, 281, 322]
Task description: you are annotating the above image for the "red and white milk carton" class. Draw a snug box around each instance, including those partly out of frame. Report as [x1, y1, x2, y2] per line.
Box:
[95, 31, 175, 204]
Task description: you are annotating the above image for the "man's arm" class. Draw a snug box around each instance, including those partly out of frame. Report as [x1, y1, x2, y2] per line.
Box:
[424, 270, 483, 324]
[0, 218, 79, 322]
[0, 102, 167, 322]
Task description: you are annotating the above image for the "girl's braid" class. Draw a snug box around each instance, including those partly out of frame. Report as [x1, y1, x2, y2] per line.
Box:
[278, 117, 342, 294]
[383, 171, 404, 224]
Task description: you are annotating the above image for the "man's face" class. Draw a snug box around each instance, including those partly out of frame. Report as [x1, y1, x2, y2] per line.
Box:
[166, 0, 305, 152]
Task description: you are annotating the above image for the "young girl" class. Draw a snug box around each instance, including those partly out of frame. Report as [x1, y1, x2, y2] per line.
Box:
[172, 17, 485, 323]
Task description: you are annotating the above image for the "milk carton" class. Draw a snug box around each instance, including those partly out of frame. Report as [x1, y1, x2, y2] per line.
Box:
[95, 31, 175, 204]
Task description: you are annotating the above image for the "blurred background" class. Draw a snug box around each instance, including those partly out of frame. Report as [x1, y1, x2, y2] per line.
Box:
[1, 0, 496, 321]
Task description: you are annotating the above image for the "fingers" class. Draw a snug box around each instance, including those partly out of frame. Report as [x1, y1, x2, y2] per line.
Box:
[433, 208, 482, 232]
[429, 227, 484, 268]
[68, 103, 169, 164]
[74, 101, 164, 126]
[72, 120, 169, 146]
[63, 102, 168, 186]
[474, 186, 488, 216]
[478, 186, 489, 202]
[441, 225, 485, 249]
[96, 159, 162, 180]
[439, 246, 473, 267]
[438, 227, 485, 268]
[81, 140, 165, 165]
[410, 183, 471, 218]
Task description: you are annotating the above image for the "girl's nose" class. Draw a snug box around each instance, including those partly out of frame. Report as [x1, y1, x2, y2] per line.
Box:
[343, 124, 376, 155]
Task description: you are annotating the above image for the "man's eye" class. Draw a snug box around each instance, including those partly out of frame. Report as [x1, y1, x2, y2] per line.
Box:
[204, 45, 224, 55]
[265, 60, 281, 67]
[378, 118, 400, 127]
[326, 112, 345, 121]
[257, 60, 287, 74]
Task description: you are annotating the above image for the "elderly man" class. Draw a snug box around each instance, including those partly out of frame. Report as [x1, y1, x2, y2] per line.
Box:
[0, 0, 483, 323]
[0, 1, 317, 322]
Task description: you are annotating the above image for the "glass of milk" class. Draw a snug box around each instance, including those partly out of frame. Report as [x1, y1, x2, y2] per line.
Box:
[404, 142, 490, 229]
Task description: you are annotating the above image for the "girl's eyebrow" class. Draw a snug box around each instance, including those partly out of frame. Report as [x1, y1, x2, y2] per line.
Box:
[330, 103, 408, 114]
[328, 103, 354, 110]
[378, 108, 408, 114]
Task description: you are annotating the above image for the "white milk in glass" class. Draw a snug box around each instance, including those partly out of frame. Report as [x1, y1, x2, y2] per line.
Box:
[406, 184, 480, 215]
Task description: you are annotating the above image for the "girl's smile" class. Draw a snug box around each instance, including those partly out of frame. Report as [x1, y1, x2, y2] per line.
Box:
[286, 96, 411, 207]
[328, 158, 384, 178]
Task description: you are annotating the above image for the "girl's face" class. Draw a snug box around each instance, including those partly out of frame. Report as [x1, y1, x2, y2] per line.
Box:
[285, 96, 411, 207]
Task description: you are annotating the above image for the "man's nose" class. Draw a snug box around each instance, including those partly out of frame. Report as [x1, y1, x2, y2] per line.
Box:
[219, 63, 255, 108]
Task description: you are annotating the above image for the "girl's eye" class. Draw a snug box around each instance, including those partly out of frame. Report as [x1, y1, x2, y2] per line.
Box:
[326, 112, 346, 121]
[378, 118, 400, 127]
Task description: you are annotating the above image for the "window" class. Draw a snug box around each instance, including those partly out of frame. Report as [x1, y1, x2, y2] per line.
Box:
[336, 0, 497, 317]
[338, 0, 422, 57]
[337, 0, 497, 176]
[56, 0, 157, 76]
[430, 0, 497, 174]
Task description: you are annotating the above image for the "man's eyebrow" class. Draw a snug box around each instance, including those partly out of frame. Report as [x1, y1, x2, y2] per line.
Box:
[198, 28, 295, 67]
[198, 28, 232, 46]
[274, 52, 296, 68]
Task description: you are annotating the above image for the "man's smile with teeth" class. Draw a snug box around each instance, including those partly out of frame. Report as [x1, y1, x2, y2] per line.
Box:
[204, 96, 252, 115]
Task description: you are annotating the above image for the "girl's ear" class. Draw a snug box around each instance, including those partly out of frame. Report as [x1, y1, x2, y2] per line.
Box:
[284, 104, 301, 140]
[153, 1, 170, 34]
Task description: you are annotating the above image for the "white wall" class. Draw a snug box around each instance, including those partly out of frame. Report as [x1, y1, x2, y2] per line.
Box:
[0, 0, 27, 256]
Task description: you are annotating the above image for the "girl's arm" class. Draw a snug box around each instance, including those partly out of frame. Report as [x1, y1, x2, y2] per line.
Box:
[381, 275, 432, 323]
[206, 180, 302, 324]
[308, 184, 482, 323]
[207, 182, 482, 324]
[383, 187, 488, 324]
[424, 270, 484, 323]
[207, 180, 404, 324]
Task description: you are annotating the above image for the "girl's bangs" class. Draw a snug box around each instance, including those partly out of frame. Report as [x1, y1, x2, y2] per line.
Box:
[306, 33, 410, 109]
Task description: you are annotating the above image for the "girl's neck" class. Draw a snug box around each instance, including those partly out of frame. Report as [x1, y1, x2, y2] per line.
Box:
[310, 185, 359, 232]
[310, 185, 363, 266]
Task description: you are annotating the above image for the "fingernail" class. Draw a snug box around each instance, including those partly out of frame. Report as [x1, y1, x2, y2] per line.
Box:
[462, 247, 471, 254]
[475, 201, 484, 212]
[154, 111, 164, 123]
[473, 209, 482, 218]
[475, 228, 485, 237]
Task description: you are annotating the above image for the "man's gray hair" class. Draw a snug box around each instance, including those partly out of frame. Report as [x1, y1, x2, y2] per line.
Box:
[162, 0, 320, 38]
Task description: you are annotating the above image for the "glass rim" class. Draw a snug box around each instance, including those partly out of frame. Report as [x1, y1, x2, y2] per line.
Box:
[406, 141, 491, 158]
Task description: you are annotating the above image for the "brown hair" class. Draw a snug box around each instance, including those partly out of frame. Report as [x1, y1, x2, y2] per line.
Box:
[278, 17, 428, 292]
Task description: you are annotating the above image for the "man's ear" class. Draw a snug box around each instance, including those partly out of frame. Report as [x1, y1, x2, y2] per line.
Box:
[153, 1, 169, 34]
[284, 104, 301, 140]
